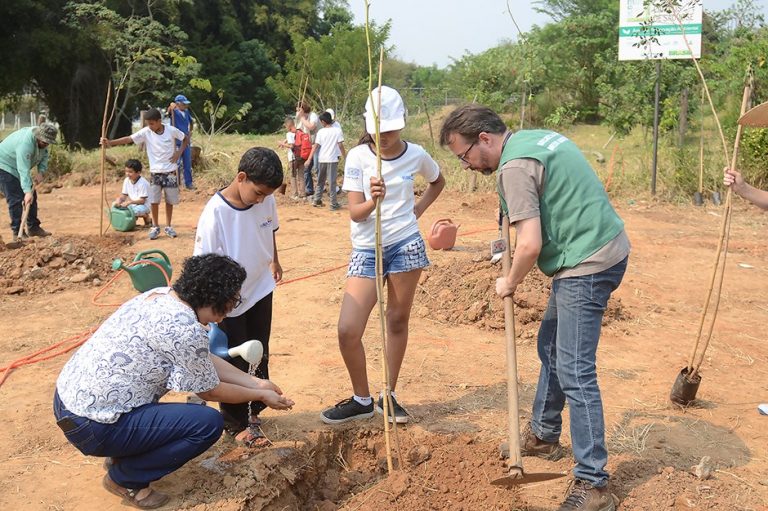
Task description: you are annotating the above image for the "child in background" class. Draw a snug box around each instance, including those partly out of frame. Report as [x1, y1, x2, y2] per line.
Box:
[112, 159, 151, 227]
[277, 116, 304, 199]
[101, 108, 188, 240]
[321, 86, 445, 425]
[194, 147, 284, 446]
[306, 111, 346, 210]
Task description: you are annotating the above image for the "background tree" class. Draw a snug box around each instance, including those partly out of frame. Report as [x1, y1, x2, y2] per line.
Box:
[269, 21, 390, 121]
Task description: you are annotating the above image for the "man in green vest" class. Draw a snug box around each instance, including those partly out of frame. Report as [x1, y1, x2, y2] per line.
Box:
[0, 122, 57, 241]
[440, 105, 629, 511]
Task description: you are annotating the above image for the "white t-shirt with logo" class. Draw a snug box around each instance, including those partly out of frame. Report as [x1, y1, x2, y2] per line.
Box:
[342, 142, 440, 249]
[193, 193, 280, 317]
[131, 125, 186, 173]
[121, 176, 150, 201]
[314, 126, 345, 163]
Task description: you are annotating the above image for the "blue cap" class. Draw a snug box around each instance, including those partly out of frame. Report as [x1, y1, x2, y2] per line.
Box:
[174, 94, 191, 105]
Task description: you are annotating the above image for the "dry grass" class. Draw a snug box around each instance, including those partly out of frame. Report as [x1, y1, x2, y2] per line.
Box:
[609, 416, 655, 454]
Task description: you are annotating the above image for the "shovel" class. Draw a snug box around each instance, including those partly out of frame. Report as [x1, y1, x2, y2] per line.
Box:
[491, 216, 565, 488]
[6, 201, 31, 250]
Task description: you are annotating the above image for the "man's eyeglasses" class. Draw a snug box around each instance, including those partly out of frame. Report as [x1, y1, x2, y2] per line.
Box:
[230, 295, 243, 311]
[457, 140, 476, 164]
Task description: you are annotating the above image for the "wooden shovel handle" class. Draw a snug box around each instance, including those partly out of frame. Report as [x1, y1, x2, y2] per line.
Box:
[501, 215, 524, 471]
[18, 186, 34, 237]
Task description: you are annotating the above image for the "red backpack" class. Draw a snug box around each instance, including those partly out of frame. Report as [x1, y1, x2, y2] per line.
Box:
[293, 130, 312, 160]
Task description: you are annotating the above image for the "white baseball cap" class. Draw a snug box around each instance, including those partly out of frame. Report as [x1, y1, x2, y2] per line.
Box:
[364, 86, 405, 135]
[325, 108, 335, 120]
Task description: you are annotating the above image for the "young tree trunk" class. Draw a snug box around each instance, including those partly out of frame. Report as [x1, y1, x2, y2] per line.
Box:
[678, 87, 689, 147]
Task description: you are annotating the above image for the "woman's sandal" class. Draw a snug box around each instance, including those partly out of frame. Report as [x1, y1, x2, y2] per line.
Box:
[102, 474, 170, 509]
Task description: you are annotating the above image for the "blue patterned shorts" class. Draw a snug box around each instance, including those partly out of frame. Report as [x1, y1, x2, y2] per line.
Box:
[347, 232, 429, 279]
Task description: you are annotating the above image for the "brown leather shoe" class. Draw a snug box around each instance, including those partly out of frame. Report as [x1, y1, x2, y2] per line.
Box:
[558, 479, 615, 511]
[520, 422, 565, 461]
[102, 474, 170, 509]
[27, 225, 51, 237]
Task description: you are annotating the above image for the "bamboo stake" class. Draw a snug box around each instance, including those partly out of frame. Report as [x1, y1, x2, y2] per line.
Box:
[686, 82, 750, 376]
[661, 2, 745, 378]
[99, 81, 112, 236]
[698, 86, 704, 194]
[364, 1, 398, 473]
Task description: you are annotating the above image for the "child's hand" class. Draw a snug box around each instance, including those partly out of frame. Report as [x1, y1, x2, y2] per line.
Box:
[100, 137, 110, 148]
[270, 261, 283, 283]
[370, 177, 386, 201]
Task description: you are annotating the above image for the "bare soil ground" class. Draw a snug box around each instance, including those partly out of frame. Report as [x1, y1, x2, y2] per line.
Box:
[1, 184, 767, 511]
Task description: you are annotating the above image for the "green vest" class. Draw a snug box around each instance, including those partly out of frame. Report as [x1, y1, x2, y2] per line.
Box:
[497, 130, 624, 277]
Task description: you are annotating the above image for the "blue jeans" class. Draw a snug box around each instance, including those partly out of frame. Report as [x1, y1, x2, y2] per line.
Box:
[304, 150, 319, 194]
[53, 391, 223, 489]
[0, 169, 41, 234]
[176, 140, 192, 187]
[531, 257, 628, 487]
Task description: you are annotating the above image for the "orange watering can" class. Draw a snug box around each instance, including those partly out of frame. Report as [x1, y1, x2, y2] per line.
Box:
[427, 218, 460, 250]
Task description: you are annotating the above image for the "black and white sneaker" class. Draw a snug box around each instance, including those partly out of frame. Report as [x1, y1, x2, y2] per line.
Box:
[320, 397, 374, 424]
[376, 394, 410, 424]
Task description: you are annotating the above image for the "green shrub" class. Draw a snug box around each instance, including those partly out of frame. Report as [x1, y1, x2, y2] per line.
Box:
[45, 146, 73, 178]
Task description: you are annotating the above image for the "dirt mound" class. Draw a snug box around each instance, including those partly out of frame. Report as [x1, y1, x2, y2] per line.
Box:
[177, 428, 517, 511]
[176, 426, 765, 510]
[0, 234, 136, 295]
[176, 429, 388, 511]
[416, 252, 630, 335]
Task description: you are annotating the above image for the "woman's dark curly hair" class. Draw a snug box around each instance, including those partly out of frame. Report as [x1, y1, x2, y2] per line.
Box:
[172, 254, 246, 315]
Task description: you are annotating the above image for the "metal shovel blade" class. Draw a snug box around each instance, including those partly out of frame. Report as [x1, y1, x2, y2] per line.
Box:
[492, 469, 566, 488]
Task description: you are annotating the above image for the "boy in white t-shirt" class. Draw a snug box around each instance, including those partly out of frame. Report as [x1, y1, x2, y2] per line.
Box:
[306, 111, 346, 210]
[193, 147, 285, 447]
[101, 108, 189, 240]
[112, 159, 151, 226]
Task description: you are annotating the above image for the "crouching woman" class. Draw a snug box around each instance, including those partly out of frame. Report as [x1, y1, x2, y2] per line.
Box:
[53, 253, 294, 509]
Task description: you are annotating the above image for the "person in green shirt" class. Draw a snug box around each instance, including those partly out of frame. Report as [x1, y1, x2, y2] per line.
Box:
[440, 105, 629, 511]
[0, 123, 57, 240]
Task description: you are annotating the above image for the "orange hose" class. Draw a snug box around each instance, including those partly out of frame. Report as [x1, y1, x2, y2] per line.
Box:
[1, 259, 171, 388]
[2, 226, 498, 388]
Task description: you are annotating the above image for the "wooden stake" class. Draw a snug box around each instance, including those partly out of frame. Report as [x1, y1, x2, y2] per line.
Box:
[687, 82, 751, 376]
[698, 86, 705, 194]
[99, 81, 112, 236]
[364, 1, 402, 473]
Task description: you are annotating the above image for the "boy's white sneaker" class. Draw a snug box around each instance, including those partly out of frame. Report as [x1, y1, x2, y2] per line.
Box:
[149, 226, 160, 240]
[164, 226, 177, 238]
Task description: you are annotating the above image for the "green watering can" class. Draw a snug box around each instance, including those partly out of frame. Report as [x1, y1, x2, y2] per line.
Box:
[108, 206, 136, 232]
[112, 249, 173, 293]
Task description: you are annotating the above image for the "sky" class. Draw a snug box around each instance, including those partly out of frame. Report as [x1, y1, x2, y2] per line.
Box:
[348, 0, 767, 68]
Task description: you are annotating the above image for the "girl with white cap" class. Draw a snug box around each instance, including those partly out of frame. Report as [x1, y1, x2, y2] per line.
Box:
[321, 86, 445, 425]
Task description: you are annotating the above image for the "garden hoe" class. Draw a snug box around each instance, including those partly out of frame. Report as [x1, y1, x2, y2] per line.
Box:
[492, 216, 565, 488]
